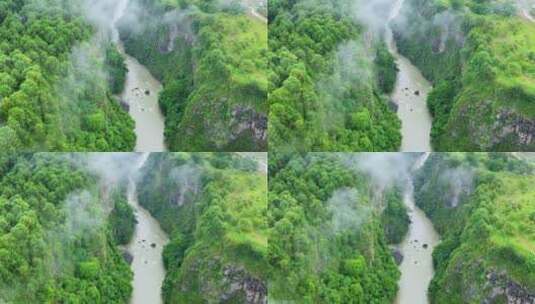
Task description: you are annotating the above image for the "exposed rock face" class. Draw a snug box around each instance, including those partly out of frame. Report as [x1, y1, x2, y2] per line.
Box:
[121, 250, 133, 265]
[483, 271, 535, 304]
[393, 0, 534, 151]
[229, 105, 268, 146]
[119, 98, 130, 112]
[158, 13, 196, 54]
[388, 99, 399, 112]
[174, 97, 267, 151]
[493, 109, 535, 148]
[174, 257, 267, 303]
[391, 248, 404, 265]
[448, 100, 535, 151]
[221, 265, 267, 304]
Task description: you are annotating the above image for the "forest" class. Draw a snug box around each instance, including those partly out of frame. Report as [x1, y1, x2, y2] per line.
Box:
[0, 153, 133, 303]
[136, 153, 268, 303]
[268, 153, 408, 302]
[0, 151, 533, 303]
[0, 0, 135, 151]
[119, 0, 268, 151]
[268, 152, 535, 303]
[0, 0, 267, 152]
[268, 0, 402, 152]
[393, 0, 535, 151]
[0, 152, 268, 303]
[413, 152, 535, 303]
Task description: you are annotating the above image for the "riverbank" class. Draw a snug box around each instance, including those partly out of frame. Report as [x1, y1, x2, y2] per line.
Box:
[112, 0, 167, 152]
[392, 0, 535, 151]
[126, 154, 169, 304]
[117, 0, 268, 151]
[386, 0, 433, 152]
[412, 153, 535, 303]
[395, 154, 440, 304]
[136, 153, 268, 303]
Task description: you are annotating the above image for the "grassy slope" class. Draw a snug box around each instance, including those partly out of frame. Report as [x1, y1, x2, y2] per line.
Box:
[137, 153, 267, 303]
[395, 0, 535, 151]
[174, 14, 267, 151]
[413, 153, 535, 303]
[120, 0, 267, 151]
[443, 17, 535, 150]
[165, 171, 268, 303]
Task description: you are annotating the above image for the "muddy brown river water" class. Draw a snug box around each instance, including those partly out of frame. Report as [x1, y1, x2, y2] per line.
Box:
[112, 0, 166, 152]
[126, 153, 169, 304]
[386, 0, 434, 152]
[394, 153, 440, 304]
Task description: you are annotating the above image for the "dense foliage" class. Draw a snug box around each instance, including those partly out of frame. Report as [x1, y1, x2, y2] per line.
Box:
[137, 153, 268, 303]
[120, 0, 268, 151]
[0, 0, 135, 151]
[0, 153, 132, 303]
[374, 43, 398, 95]
[268, 153, 401, 303]
[394, 0, 535, 151]
[105, 44, 128, 95]
[268, 0, 401, 151]
[109, 188, 136, 245]
[381, 188, 409, 244]
[414, 153, 535, 303]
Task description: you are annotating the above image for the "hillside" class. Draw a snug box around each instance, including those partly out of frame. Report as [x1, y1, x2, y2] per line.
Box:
[0, 0, 135, 151]
[393, 0, 535, 151]
[413, 153, 535, 303]
[119, 0, 268, 151]
[137, 153, 268, 303]
[0, 153, 133, 303]
[268, 153, 406, 302]
[268, 0, 402, 152]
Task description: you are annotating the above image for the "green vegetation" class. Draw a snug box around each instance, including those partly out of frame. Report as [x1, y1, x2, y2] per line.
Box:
[0, 153, 132, 303]
[120, 0, 267, 151]
[268, 153, 401, 303]
[137, 153, 268, 303]
[0, 0, 135, 151]
[105, 44, 128, 95]
[394, 0, 535, 151]
[268, 0, 401, 151]
[0, 152, 267, 303]
[381, 188, 409, 244]
[374, 43, 398, 95]
[413, 153, 535, 303]
[109, 188, 136, 245]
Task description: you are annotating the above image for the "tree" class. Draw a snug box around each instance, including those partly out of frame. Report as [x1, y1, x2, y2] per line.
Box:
[0, 126, 21, 152]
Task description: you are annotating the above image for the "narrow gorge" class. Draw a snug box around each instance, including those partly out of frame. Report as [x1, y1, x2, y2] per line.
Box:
[386, 0, 434, 152]
[112, 0, 166, 152]
[394, 153, 440, 303]
[126, 154, 169, 303]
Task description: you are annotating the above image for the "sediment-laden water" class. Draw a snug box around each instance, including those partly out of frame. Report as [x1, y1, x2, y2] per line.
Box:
[126, 154, 169, 304]
[112, 0, 166, 152]
[386, 0, 434, 152]
[395, 153, 440, 304]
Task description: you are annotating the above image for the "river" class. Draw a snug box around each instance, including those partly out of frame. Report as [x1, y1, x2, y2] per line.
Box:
[394, 153, 440, 304]
[386, 0, 434, 152]
[112, 0, 167, 152]
[126, 153, 169, 304]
